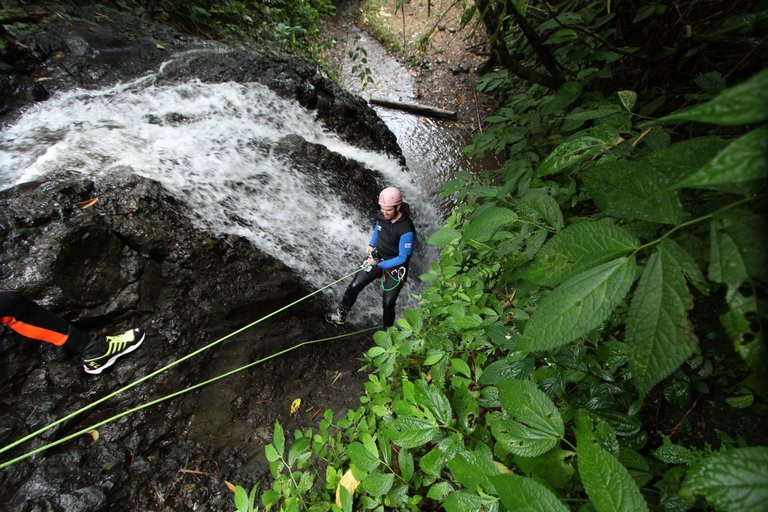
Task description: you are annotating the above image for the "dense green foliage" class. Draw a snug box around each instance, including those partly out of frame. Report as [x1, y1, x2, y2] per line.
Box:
[141, 0, 335, 51]
[238, 1, 767, 511]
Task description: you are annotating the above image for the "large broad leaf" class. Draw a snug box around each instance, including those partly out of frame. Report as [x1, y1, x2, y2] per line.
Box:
[362, 471, 395, 496]
[446, 445, 498, 493]
[711, 210, 768, 285]
[428, 225, 461, 247]
[414, 379, 453, 425]
[642, 136, 727, 182]
[478, 353, 534, 385]
[710, 215, 754, 293]
[658, 68, 768, 125]
[488, 411, 558, 457]
[518, 190, 564, 231]
[672, 126, 768, 193]
[536, 130, 620, 177]
[443, 491, 497, 512]
[489, 380, 564, 457]
[462, 206, 518, 243]
[626, 243, 699, 395]
[576, 418, 650, 512]
[348, 442, 381, 473]
[682, 446, 768, 512]
[514, 448, 575, 490]
[582, 160, 684, 224]
[491, 473, 570, 512]
[519, 257, 637, 351]
[386, 416, 439, 449]
[524, 219, 640, 286]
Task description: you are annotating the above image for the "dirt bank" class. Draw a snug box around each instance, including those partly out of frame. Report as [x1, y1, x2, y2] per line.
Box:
[324, 0, 497, 128]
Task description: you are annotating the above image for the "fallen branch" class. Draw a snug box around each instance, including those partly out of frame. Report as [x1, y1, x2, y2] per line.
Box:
[369, 98, 458, 120]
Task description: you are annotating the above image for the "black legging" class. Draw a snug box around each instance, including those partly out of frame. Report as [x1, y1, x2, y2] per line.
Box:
[0, 291, 92, 354]
[340, 267, 406, 327]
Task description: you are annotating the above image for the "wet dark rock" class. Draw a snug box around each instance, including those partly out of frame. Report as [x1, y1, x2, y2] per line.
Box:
[0, 170, 372, 510]
[0, 2, 391, 509]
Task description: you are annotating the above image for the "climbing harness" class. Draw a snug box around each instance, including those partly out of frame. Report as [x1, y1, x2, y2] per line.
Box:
[381, 266, 407, 291]
[0, 267, 370, 469]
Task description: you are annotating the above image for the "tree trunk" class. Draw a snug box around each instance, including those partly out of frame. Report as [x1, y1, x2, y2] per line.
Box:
[475, 0, 561, 90]
[369, 98, 458, 120]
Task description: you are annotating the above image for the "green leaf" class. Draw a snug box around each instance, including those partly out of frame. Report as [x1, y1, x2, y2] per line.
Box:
[415, 379, 453, 425]
[672, 127, 768, 192]
[426, 481, 453, 501]
[478, 354, 533, 385]
[642, 136, 727, 182]
[652, 440, 699, 465]
[577, 432, 650, 512]
[428, 225, 461, 247]
[658, 68, 768, 125]
[514, 448, 575, 490]
[265, 444, 280, 463]
[273, 420, 285, 456]
[626, 243, 699, 395]
[348, 442, 380, 473]
[490, 380, 565, 457]
[260, 489, 280, 507]
[545, 81, 583, 115]
[525, 219, 639, 286]
[398, 449, 414, 482]
[582, 160, 684, 224]
[462, 206, 518, 242]
[618, 90, 637, 111]
[489, 411, 560, 457]
[234, 485, 249, 511]
[451, 382, 480, 433]
[446, 447, 497, 492]
[443, 491, 496, 512]
[491, 473, 571, 512]
[725, 394, 754, 408]
[682, 447, 768, 512]
[518, 190, 564, 230]
[519, 257, 637, 351]
[709, 218, 750, 291]
[537, 133, 616, 177]
[367, 346, 386, 358]
[362, 471, 395, 496]
[387, 416, 439, 449]
[450, 358, 472, 378]
[288, 437, 310, 467]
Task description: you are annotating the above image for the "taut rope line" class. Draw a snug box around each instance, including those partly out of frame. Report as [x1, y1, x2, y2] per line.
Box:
[0, 327, 375, 469]
[0, 268, 362, 460]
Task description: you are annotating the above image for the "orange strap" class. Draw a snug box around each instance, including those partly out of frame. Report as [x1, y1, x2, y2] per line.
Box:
[1, 316, 69, 346]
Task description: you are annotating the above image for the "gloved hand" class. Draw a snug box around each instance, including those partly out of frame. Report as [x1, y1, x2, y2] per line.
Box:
[361, 256, 379, 272]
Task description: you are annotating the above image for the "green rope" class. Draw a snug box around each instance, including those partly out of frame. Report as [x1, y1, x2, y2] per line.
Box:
[0, 268, 361, 459]
[0, 326, 376, 469]
[380, 268, 405, 292]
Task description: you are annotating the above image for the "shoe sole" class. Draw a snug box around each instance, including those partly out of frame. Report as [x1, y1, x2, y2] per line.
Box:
[84, 331, 145, 375]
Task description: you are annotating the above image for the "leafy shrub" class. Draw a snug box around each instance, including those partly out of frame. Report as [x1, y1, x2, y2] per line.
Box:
[242, 1, 767, 510]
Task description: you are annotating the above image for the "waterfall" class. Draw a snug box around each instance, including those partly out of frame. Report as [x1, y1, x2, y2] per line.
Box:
[0, 65, 442, 322]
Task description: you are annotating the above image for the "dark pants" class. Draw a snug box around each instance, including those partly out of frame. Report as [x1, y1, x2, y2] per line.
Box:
[0, 291, 92, 354]
[341, 266, 407, 327]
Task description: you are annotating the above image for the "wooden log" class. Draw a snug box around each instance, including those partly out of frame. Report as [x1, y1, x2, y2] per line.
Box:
[369, 97, 458, 120]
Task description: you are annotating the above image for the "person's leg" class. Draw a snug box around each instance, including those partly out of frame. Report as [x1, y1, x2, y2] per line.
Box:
[1, 291, 145, 374]
[326, 268, 378, 323]
[0, 291, 91, 353]
[381, 269, 406, 328]
[340, 269, 378, 315]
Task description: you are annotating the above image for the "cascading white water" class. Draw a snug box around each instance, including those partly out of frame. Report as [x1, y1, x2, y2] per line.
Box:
[0, 63, 442, 322]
